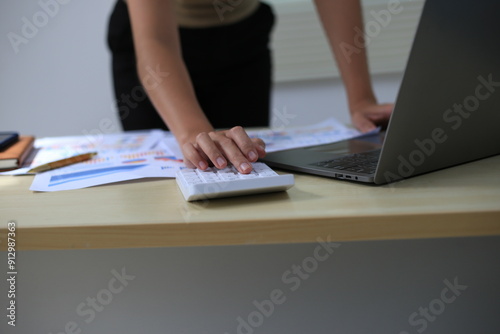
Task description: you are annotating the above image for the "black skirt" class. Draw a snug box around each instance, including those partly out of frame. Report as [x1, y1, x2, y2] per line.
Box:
[107, 1, 275, 131]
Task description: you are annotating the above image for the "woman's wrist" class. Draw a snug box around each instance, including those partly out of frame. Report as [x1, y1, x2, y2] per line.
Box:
[348, 95, 377, 115]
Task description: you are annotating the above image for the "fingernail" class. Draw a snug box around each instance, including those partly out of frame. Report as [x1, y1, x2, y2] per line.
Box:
[248, 151, 257, 161]
[240, 162, 251, 172]
[216, 157, 225, 167]
[199, 161, 207, 169]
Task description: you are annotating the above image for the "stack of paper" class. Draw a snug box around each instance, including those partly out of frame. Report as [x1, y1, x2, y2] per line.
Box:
[1, 118, 369, 192]
[246, 118, 366, 152]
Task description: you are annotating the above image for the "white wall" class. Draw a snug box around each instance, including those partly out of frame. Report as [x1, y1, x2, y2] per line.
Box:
[0, 0, 403, 138]
[272, 73, 402, 128]
[0, 0, 118, 137]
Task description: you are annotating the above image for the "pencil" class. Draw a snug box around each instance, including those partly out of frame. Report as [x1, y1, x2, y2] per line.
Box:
[27, 152, 98, 173]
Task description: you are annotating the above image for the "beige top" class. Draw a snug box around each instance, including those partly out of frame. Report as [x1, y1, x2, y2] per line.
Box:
[124, 0, 260, 28]
[175, 0, 260, 27]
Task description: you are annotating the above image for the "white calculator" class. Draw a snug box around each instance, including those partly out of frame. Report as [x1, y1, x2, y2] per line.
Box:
[175, 162, 294, 201]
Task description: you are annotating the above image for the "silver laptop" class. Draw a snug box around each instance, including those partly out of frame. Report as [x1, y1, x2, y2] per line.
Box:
[262, 0, 500, 184]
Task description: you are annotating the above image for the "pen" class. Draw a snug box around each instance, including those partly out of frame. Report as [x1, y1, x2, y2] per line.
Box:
[28, 152, 98, 173]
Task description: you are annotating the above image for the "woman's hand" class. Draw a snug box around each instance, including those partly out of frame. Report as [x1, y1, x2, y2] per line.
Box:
[181, 126, 266, 174]
[350, 100, 394, 133]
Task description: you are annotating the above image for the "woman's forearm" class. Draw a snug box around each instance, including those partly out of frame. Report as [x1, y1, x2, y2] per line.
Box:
[127, 0, 213, 145]
[135, 39, 214, 144]
[313, 0, 376, 108]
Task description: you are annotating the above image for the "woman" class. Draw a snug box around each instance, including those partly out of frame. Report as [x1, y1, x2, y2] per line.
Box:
[107, 0, 392, 173]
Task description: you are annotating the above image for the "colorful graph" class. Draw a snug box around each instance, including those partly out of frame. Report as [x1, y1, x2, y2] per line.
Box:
[122, 158, 148, 164]
[49, 165, 147, 187]
[154, 155, 183, 163]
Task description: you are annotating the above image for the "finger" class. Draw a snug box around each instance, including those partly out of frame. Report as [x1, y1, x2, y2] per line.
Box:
[373, 103, 394, 112]
[359, 104, 393, 128]
[251, 138, 267, 158]
[196, 132, 227, 169]
[366, 103, 394, 119]
[192, 142, 211, 162]
[181, 142, 208, 170]
[211, 133, 253, 174]
[353, 113, 376, 133]
[225, 126, 260, 162]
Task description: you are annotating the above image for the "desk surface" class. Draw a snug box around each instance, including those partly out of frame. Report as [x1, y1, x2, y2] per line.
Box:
[1, 155, 499, 250]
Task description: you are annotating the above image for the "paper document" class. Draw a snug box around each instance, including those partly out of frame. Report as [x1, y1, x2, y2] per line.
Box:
[29, 148, 184, 192]
[246, 118, 377, 152]
[27, 131, 185, 192]
[1, 130, 166, 176]
[4, 118, 375, 192]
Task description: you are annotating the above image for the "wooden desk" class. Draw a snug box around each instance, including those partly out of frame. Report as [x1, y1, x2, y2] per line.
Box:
[1, 155, 499, 250]
[1, 155, 499, 334]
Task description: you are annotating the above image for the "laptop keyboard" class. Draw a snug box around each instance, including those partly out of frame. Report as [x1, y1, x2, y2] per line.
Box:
[311, 149, 381, 174]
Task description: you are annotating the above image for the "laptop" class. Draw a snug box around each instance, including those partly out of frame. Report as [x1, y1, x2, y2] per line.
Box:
[261, 0, 500, 184]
